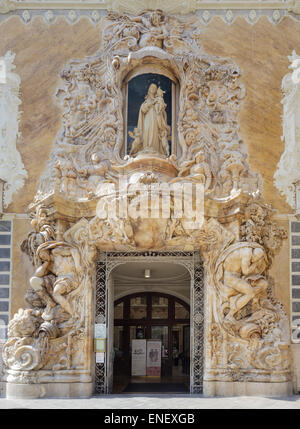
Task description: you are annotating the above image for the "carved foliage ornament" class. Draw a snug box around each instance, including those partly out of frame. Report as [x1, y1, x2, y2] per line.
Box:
[205, 203, 290, 378]
[3, 210, 97, 374]
[34, 9, 258, 208]
[3, 11, 291, 387]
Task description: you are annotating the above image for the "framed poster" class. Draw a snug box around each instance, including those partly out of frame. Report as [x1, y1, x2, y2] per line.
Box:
[146, 340, 161, 376]
[96, 352, 105, 363]
[131, 339, 147, 376]
[94, 323, 106, 339]
[94, 338, 106, 353]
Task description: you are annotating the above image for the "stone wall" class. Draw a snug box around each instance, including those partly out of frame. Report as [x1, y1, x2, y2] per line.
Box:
[0, 15, 298, 215]
[0, 14, 297, 320]
[0, 8, 297, 398]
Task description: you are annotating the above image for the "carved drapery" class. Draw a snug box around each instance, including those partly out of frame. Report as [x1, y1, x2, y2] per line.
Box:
[2, 10, 291, 394]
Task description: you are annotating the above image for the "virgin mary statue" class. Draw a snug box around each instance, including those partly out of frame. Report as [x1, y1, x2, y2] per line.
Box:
[133, 83, 170, 156]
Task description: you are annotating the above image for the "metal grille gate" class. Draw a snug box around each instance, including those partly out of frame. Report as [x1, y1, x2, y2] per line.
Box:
[95, 251, 204, 394]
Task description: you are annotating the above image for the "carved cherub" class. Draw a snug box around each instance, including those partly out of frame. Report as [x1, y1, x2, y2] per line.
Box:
[240, 203, 266, 245]
[54, 154, 77, 195]
[170, 151, 212, 191]
[166, 218, 192, 240]
[21, 205, 56, 266]
[155, 87, 166, 110]
[155, 87, 171, 156]
[101, 126, 117, 149]
[218, 168, 233, 196]
[135, 10, 168, 49]
[160, 129, 170, 157]
[78, 153, 111, 196]
[128, 127, 143, 156]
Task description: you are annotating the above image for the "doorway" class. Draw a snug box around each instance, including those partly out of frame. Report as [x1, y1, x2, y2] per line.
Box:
[94, 251, 204, 395]
[113, 292, 190, 393]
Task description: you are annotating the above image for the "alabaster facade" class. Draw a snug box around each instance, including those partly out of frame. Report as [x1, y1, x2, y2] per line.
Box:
[1, 1, 300, 399]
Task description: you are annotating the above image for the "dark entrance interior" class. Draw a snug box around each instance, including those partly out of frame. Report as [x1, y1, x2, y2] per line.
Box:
[113, 292, 190, 393]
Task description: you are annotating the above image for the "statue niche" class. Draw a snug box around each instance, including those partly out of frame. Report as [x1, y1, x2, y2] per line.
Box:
[127, 73, 172, 158]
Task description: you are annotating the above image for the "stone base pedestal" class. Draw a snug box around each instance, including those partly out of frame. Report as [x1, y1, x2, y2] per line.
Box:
[203, 381, 293, 397]
[6, 382, 93, 399]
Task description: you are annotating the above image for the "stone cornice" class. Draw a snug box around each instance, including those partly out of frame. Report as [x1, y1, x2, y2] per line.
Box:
[1, 0, 299, 26]
[0, 0, 298, 14]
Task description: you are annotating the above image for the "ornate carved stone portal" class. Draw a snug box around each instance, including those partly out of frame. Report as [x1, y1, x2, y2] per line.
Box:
[3, 10, 292, 397]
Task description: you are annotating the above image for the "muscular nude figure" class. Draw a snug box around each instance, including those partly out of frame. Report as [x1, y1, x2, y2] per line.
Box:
[30, 244, 79, 320]
[221, 245, 268, 321]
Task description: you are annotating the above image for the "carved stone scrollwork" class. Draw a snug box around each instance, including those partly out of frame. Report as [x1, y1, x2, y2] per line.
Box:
[204, 203, 291, 381]
[2, 309, 49, 371]
[4, 208, 96, 381]
[3, 9, 292, 395]
[31, 9, 259, 209]
[0, 0, 16, 15]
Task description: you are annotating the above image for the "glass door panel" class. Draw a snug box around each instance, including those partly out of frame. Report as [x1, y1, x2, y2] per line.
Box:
[152, 296, 168, 319]
[130, 296, 147, 319]
[151, 325, 171, 376]
[114, 301, 124, 319]
[151, 326, 168, 357]
[129, 325, 146, 350]
[114, 293, 191, 386]
[113, 326, 128, 377]
[175, 302, 189, 319]
[114, 326, 124, 355]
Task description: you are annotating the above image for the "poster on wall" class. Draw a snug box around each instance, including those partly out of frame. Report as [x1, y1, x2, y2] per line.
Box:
[94, 324, 106, 338]
[96, 352, 105, 364]
[131, 339, 147, 376]
[146, 340, 161, 376]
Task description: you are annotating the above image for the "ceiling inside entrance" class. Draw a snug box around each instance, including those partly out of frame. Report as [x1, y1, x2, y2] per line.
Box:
[112, 262, 191, 302]
[113, 262, 190, 283]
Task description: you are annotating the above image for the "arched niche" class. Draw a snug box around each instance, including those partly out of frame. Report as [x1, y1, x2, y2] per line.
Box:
[121, 63, 180, 158]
